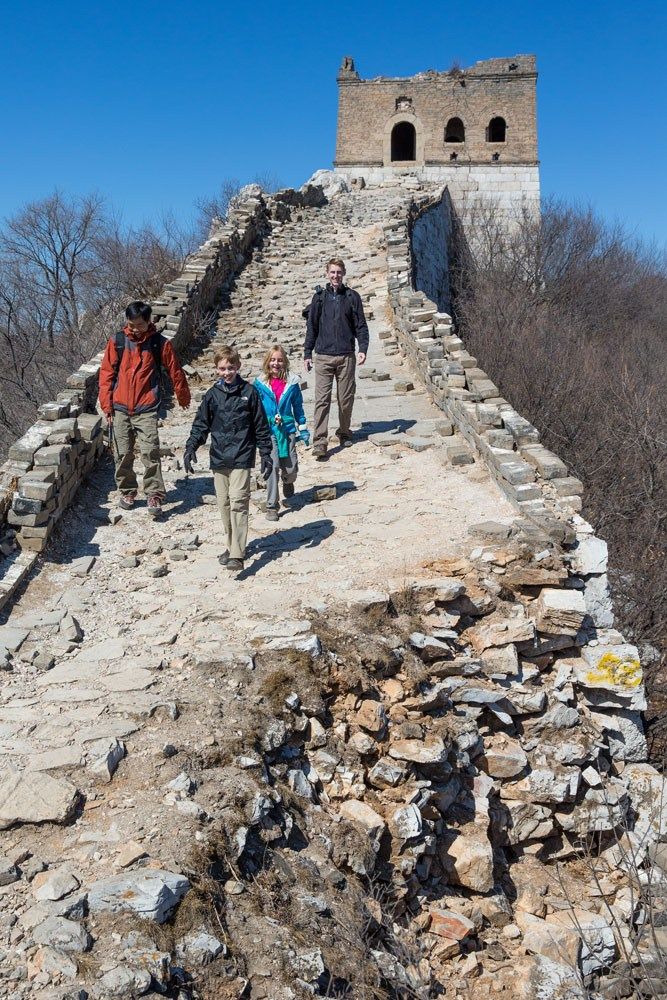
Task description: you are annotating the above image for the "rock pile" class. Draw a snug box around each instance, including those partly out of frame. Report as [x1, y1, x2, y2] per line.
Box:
[212, 543, 660, 998]
[3, 546, 651, 998]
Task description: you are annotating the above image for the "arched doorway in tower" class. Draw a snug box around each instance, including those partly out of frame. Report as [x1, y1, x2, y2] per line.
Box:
[391, 121, 416, 161]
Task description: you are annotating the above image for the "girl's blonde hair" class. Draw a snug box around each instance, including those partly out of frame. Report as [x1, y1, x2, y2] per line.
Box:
[262, 344, 289, 380]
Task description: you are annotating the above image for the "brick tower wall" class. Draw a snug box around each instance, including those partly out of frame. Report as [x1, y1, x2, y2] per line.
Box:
[334, 55, 540, 218]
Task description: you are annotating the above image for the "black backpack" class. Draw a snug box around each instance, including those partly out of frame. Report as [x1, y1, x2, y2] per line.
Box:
[301, 285, 325, 323]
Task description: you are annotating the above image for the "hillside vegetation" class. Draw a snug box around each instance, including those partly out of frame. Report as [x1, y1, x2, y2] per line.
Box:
[0, 192, 193, 457]
[452, 200, 667, 697]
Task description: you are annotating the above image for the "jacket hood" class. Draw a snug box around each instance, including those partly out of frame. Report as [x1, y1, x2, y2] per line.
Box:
[123, 322, 157, 344]
[215, 375, 247, 395]
[256, 373, 300, 389]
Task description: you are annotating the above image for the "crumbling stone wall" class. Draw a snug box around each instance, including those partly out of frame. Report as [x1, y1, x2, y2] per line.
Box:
[0, 184, 661, 998]
[382, 185, 617, 641]
[0, 190, 274, 612]
[388, 192, 563, 520]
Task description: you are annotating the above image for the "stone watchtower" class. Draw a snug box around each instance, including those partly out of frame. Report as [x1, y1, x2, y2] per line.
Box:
[334, 55, 540, 217]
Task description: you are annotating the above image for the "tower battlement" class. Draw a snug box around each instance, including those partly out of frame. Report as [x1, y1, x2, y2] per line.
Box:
[334, 55, 540, 217]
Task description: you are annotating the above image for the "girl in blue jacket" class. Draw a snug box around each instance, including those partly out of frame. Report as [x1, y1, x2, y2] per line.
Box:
[254, 345, 309, 521]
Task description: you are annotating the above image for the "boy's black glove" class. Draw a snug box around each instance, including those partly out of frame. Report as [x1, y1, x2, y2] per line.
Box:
[261, 455, 273, 480]
[183, 446, 197, 474]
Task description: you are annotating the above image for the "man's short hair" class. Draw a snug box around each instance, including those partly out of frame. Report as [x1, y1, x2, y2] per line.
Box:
[326, 258, 346, 273]
[125, 301, 152, 322]
[214, 346, 241, 368]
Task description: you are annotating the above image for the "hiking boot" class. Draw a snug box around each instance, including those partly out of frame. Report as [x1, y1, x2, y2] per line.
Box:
[336, 432, 353, 448]
[226, 558, 244, 572]
[266, 509, 280, 522]
[283, 482, 295, 498]
[119, 492, 137, 510]
[218, 550, 230, 566]
[313, 450, 328, 462]
[147, 495, 163, 517]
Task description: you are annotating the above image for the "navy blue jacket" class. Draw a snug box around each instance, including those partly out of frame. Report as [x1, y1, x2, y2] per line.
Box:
[304, 283, 369, 359]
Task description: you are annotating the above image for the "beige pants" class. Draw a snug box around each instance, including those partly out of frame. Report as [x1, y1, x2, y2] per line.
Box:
[112, 410, 165, 498]
[214, 468, 251, 560]
[313, 353, 356, 452]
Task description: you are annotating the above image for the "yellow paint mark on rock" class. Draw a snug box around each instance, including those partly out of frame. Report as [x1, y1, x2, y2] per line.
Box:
[586, 651, 642, 689]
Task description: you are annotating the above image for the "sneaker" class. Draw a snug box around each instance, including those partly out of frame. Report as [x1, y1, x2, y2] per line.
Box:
[226, 558, 244, 572]
[266, 509, 280, 522]
[147, 495, 163, 517]
[119, 492, 137, 510]
[218, 550, 230, 566]
[283, 482, 295, 498]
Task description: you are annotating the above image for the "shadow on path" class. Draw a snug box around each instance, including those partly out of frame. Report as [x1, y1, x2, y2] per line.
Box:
[41, 456, 118, 567]
[164, 473, 217, 520]
[239, 518, 335, 580]
[355, 418, 416, 441]
[285, 479, 358, 512]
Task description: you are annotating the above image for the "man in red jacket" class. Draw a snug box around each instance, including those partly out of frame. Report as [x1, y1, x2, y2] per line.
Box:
[99, 301, 191, 516]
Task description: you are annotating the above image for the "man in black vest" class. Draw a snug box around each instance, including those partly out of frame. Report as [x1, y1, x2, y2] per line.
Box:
[303, 258, 369, 461]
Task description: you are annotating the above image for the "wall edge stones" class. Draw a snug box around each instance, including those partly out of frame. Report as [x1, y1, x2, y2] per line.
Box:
[382, 185, 627, 717]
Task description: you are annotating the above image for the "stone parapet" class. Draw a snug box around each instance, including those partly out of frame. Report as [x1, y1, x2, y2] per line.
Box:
[382, 185, 617, 642]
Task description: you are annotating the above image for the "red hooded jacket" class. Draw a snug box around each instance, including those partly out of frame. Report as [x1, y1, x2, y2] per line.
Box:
[98, 324, 191, 416]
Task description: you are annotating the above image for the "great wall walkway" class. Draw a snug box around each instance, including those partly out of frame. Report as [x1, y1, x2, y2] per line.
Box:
[0, 193, 517, 998]
[0, 188, 663, 1000]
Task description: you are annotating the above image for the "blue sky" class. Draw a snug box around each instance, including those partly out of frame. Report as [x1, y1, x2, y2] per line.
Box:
[2, 0, 666, 247]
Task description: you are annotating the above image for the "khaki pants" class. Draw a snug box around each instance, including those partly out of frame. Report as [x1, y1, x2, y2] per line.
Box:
[313, 354, 356, 452]
[214, 468, 251, 560]
[112, 410, 165, 498]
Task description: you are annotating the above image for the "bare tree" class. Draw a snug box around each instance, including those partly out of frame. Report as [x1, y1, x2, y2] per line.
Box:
[0, 191, 195, 456]
[2, 192, 105, 349]
[194, 178, 242, 243]
[194, 172, 284, 243]
[93, 212, 192, 304]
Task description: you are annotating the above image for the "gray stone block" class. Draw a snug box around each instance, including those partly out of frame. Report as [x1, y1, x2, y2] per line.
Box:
[8, 424, 51, 464]
[12, 495, 45, 516]
[33, 445, 69, 468]
[38, 401, 70, 421]
[446, 442, 475, 466]
[521, 445, 568, 480]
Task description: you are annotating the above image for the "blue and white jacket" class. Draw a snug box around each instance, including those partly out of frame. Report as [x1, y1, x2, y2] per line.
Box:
[254, 374, 308, 457]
